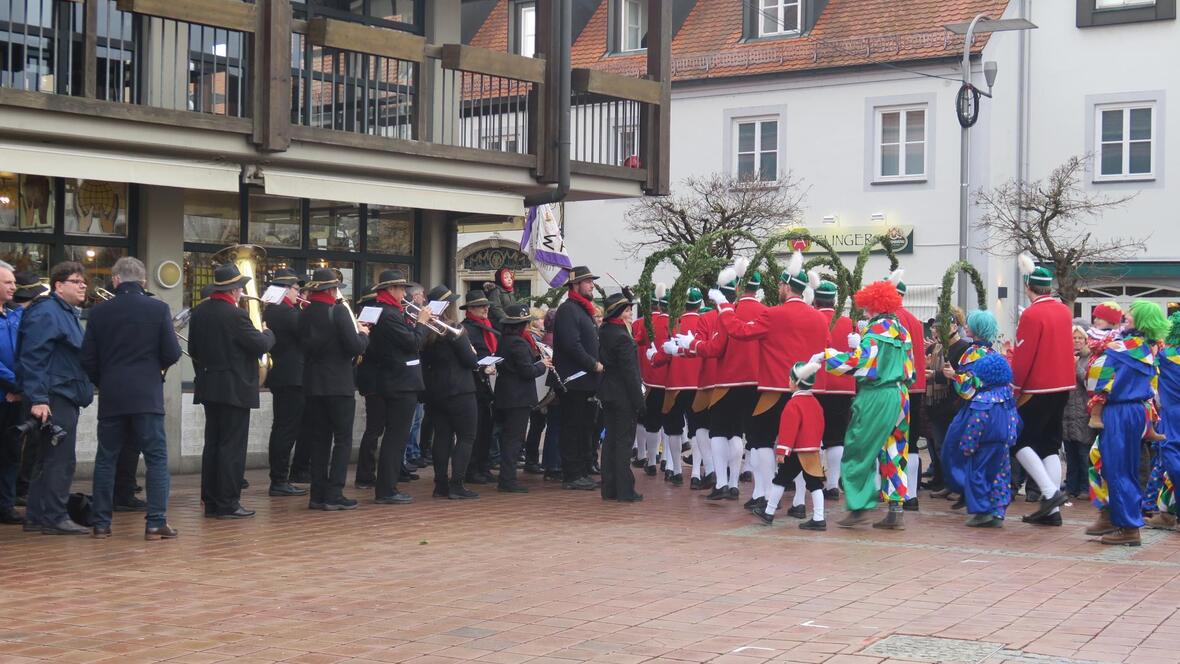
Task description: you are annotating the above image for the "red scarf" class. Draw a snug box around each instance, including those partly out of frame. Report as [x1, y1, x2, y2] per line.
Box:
[467, 312, 498, 354]
[520, 326, 539, 356]
[308, 290, 336, 305]
[376, 290, 402, 309]
[283, 294, 299, 307]
[568, 288, 597, 317]
[209, 291, 237, 305]
[606, 318, 628, 328]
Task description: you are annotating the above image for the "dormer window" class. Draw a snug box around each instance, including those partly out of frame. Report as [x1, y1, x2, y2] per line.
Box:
[515, 2, 536, 57]
[759, 0, 801, 36]
[619, 0, 647, 52]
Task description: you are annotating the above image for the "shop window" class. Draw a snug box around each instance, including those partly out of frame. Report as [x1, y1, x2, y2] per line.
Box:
[0, 173, 54, 233]
[65, 179, 129, 237]
[184, 190, 241, 245]
[309, 257, 356, 300]
[0, 242, 51, 276]
[367, 261, 414, 288]
[248, 194, 302, 248]
[309, 201, 360, 252]
[366, 205, 414, 255]
[64, 245, 129, 306]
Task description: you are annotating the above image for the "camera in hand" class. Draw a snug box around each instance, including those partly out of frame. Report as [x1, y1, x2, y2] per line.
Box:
[11, 418, 68, 446]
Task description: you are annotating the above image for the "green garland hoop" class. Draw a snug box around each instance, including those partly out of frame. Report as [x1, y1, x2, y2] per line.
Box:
[744, 230, 845, 308]
[847, 234, 902, 320]
[636, 242, 694, 339]
[935, 260, 988, 348]
[664, 228, 764, 333]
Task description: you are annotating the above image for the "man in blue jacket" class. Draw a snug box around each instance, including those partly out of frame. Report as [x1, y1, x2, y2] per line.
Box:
[18, 261, 94, 535]
[0, 262, 24, 525]
[82, 257, 183, 539]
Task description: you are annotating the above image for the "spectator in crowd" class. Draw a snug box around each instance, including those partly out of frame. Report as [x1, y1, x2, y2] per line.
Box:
[1063, 324, 1095, 498]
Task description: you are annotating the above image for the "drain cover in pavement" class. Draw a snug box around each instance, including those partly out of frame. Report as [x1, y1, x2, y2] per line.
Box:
[861, 635, 1003, 663]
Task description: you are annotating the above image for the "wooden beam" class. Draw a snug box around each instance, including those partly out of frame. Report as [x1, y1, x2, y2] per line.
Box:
[644, 0, 672, 196]
[439, 44, 546, 83]
[253, 0, 292, 152]
[306, 17, 425, 63]
[83, 0, 97, 98]
[0, 87, 254, 134]
[534, 0, 556, 183]
[114, 0, 257, 33]
[289, 125, 537, 169]
[570, 161, 648, 182]
[571, 68, 662, 105]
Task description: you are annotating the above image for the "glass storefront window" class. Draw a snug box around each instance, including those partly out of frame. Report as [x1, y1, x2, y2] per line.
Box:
[184, 190, 240, 245]
[309, 201, 360, 252]
[65, 179, 129, 237]
[367, 205, 414, 255]
[367, 261, 413, 290]
[308, 258, 355, 301]
[63, 245, 129, 308]
[248, 194, 301, 248]
[184, 251, 218, 310]
[0, 242, 51, 276]
[0, 173, 54, 233]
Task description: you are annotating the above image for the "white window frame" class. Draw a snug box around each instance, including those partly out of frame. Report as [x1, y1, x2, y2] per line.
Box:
[619, 0, 646, 52]
[733, 116, 779, 183]
[1095, 0, 1155, 8]
[758, 0, 802, 37]
[516, 3, 536, 58]
[874, 105, 927, 181]
[615, 123, 639, 166]
[1095, 103, 1155, 181]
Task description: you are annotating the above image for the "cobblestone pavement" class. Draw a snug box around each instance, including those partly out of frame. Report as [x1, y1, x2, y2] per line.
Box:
[1, 464, 1178, 664]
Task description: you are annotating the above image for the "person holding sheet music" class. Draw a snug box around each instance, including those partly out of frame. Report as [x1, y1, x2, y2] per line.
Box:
[493, 303, 551, 493]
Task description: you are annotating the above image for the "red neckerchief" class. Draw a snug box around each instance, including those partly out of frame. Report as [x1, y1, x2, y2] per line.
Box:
[209, 292, 237, 305]
[308, 290, 336, 305]
[520, 326, 539, 355]
[467, 311, 498, 354]
[376, 290, 402, 309]
[568, 288, 597, 317]
[283, 294, 299, 307]
[606, 318, 628, 328]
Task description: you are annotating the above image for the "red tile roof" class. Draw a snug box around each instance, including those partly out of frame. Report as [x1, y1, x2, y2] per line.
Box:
[469, 0, 511, 52]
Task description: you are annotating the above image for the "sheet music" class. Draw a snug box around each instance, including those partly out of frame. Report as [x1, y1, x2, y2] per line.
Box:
[563, 370, 587, 383]
[478, 356, 504, 367]
[358, 307, 383, 325]
[261, 284, 288, 304]
[428, 300, 451, 316]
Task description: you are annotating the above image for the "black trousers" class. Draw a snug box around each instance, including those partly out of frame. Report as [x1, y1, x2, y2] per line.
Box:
[376, 392, 417, 498]
[289, 407, 312, 478]
[355, 393, 386, 485]
[600, 401, 639, 500]
[1016, 391, 1070, 458]
[306, 395, 356, 504]
[524, 408, 546, 465]
[419, 409, 434, 460]
[498, 406, 531, 488]
[560, 390, 596, 481]
[200, 403, 250, 515]
[268, 385, 304, 484]
[470, 393, 494, 476]
[431, 395, 477, 488]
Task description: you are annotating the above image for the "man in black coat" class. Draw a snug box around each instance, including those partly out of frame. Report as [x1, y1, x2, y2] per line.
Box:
[189, 263, 275, 519]
[367, 269, 431, 504]
[553, 266, 604, 490]
[82, 257, 183, 539]
[261, 268, 308, 497]
[299, 269, 369, 510]
[597, 293, 645, 502]
[493, 303, 550, 492]
[459, 290, 499, 484]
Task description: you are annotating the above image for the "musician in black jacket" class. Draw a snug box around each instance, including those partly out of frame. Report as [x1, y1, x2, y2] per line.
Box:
[299, 269, 369, 510]
[553, 266, 604, 490]
[460, 291, 499, 484]
[353, 292, 383, 489]
[494, 303, 551, 493]
[598, 293, 645, 502]
[189, 263, 275, 519]
[420, 285, 479, 499]
[262, 268, 308, 497]
[368, 269, 431, 504]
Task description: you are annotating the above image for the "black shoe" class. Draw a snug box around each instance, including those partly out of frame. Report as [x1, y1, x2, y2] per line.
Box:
[91, 526, 112, 539]
[355, 481, 375, 490]
[1021, 511, 1062, 526]
[113, 497, 147, 512]
[631, 459, 646, 468]
[786, 504, 806, 519]
[739, 471, 753, 483]
[706, 488, 728, 501]
[407, 457, 424, 469]
[524, 462, 545, 475]
[308, 500, 325, 510]
[745, 497, 767, 512]
[0, 508, 24, 525]
[690, 477, 703, 490]
[1028, 490, 1069, 521]
[240, 478, 250, 490]
[743, 497, 759, 510]
[420, 455, 434, 467]
[799, 518, 827, 531]
[966, 513, 1003, 528]
[448, 485, 479, 499]
[42, 519, 89, 535]
[269, 483, 309, 497]
[619, 494, 644, 503]
[644, 465, 657, 477]
[670, 473, 684, 486]
[823, 488, 840, 500]
[727, 487, 739, 500]
[15, 495, 26, 507]
[589, 463, 601, 476]
[289, 471, 311, 484]
[903, 498, 919, 512]
[1025, 487, 1042, 502]
[466, 473, 490, 485]
[22, 520, 41, 533]
[951, 498, 966, 510]
[663, 469, 672, 481]
[323, 497, 359, 511]
[375, 493, 413, 505]
[563, 477, 597, 491]
[543, 470, 563, 481]
[752, 505, 774, 525]
[498, 484, 529, 493]
[400, 471, 419, 482]
[216, 507, 255, 519]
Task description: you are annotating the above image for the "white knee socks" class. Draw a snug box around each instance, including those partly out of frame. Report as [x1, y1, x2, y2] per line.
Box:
[698, 430, 714, 476]
[729, 437, 745, 489]
[689, 433, 703, 480]
[666, 435, 683, 475]
[906, 453, 921, 500]
[753, 448, 776, 500]
[747, 450, 764, 499]
[1016, 447, 1057, 497]
[824, 446, 843, 490]
[646, 431, 660, 467]
[634, 424, 646, 462]
[793, 473, 806, 507]
[765, 483, 786, 516]
[1044, 453, 1063, 514]
[810, 489, 825, 521]
[710, 436, 731, 488]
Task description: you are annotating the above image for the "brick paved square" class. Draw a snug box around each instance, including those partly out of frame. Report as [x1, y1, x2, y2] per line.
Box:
[1, 467, 1178, 664]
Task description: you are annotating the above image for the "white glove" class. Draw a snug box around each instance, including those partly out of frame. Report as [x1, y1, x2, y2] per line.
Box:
[675, 331, 695, 350]
[847, 333, 862, 348]
[708, 288, 727, 306]
[809, 352, 825, 365]
[662, 340, 680, 356]
[646, 346, 657, 362]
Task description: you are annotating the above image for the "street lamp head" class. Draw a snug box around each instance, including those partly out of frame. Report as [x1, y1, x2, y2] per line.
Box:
[984, 61, 998, 88]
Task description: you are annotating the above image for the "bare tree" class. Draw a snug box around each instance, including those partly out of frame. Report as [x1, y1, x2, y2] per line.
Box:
[620, 172, 806, 263]
[974, 155, 1146, 308]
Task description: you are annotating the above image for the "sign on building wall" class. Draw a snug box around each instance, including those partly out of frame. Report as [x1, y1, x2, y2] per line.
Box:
[792, 225, 915, 254]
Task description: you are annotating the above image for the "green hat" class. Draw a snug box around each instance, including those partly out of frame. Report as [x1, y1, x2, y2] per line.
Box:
[744, 272, 762, 290]
[720, 277, 738, 294]
[780, 269, 808, 292]
[686, 287, 703, 306]
[896, 281, 907, 296]
[814, 280, 838, 302]
[699, 304, 714, 314]
[1025, 266, 1053, 288]
[790, 361, 818, 389]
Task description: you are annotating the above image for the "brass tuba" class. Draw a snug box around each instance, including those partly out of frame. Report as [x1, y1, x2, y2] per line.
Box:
[212, 244, 273, 384]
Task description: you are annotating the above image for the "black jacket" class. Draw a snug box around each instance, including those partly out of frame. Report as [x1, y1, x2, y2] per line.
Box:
[189, 297, 275, 409]
[299, 300, 369, 397]
[263, 301, 303, 388]
[494, 332, 546, 410]
[553, 298, 600, 392]
[365, 301, 427, 396]
[461, 316, 498, 397]
[598, 322, 644, 415]
[421, 332, 479, 403]
[80, 283, 182, 418]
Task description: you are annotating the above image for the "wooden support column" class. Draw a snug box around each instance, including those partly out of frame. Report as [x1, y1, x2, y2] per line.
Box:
[253, 0, 292, 151]
[535, 0, 558, 183]
[83, 0, 98, 98]
[644, 0, 672, 195]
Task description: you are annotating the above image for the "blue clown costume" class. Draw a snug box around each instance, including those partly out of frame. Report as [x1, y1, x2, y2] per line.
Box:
[941, 342, 998, 497]
[956, 353, 1021, 526]
[1151, 318, 1180, 519]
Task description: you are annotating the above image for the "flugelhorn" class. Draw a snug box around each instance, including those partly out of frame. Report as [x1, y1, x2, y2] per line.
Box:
[213, 244, 273, 383]
[401, 298, 463, 337]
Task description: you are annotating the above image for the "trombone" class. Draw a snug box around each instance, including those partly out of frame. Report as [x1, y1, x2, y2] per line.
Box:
[401, 298, 463, 337]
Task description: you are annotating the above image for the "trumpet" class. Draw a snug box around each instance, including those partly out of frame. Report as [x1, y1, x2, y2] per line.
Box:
[401, 298, 463, 337]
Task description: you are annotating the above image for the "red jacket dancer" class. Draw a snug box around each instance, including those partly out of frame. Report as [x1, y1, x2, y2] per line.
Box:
[651, 289, 707, 484]
[633, 286, 670, 473]
[812, 280, 853, 495]
[894, 279, 928, 499]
